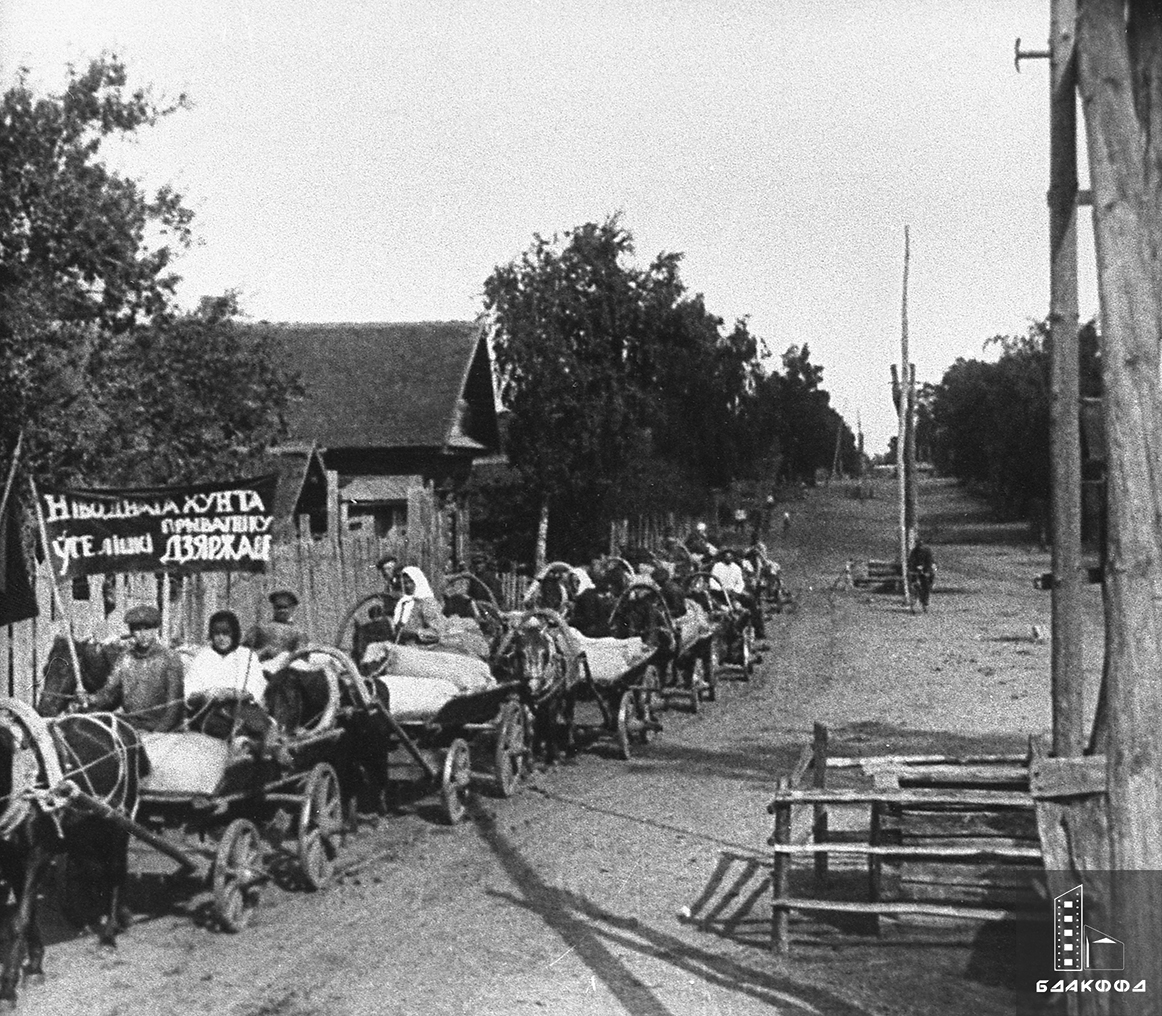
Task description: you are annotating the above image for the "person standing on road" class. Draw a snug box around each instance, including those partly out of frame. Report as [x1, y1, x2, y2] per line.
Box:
[907, 538, 936, 613]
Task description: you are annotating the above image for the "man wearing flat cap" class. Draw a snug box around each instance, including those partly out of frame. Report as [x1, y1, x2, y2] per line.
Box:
[86, 604, 185, 732]
[243, 589, 308, 667]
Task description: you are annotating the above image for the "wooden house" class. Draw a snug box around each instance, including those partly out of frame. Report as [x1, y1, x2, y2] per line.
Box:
[256, 319, 502, 584]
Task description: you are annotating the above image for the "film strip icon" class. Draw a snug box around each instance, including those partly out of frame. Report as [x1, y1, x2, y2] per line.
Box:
[1054, 885, 1083, 971]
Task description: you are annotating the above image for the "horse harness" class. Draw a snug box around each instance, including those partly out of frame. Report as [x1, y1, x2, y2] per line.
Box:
[0, 699, 139, 840]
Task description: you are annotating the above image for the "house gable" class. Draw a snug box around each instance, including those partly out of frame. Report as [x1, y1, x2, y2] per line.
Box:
[256, 319, 499, 455]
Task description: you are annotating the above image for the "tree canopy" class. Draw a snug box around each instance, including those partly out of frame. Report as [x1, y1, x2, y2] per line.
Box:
[1, 58, 298, 486]
[926, 319, 1101, 521]
[480, 215, 856, 560]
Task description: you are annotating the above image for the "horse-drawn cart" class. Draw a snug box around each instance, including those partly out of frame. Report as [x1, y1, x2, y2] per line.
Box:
[569, 586, 668, 759]
[128, 645, 375, 930]
[358, 640, 529, 822]
[684, 571, 756, 684]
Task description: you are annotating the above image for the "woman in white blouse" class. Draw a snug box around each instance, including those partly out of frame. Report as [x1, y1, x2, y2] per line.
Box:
[186, 611, 270, 739]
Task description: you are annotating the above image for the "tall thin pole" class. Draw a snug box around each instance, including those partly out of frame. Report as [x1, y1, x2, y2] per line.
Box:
[897, 226, 911, 607]
[1049, 0, 1082, 757]
[0, 429, 23, 530]
[28, 477, 87, 706]
[905, 363, 918, 547]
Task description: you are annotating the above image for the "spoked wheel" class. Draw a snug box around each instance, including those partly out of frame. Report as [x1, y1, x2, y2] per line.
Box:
[212, 818, 263, 932]
[637, 665, 661, 745]
[701, 639, 721, 702]
[297, 763, 343, 890]
[740, 624, 755, 679]
[493, 699, 527, 798]
[615, 689, 636, 760]
[441, 737, 473, 824]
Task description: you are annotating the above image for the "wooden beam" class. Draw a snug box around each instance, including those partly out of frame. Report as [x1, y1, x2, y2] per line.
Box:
[768, 788, 1034, 809]
[1048, 0, 1084, 758]
[769, 843, 1042, 859]
[767, 897, 1045, 922]
[827, 752, 1028, 768]
[1029, 753, 1107, 798]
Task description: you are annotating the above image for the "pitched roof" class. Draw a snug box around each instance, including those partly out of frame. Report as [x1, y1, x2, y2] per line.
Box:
[340, 475, 417, 504]
[252, 320, 499, 453]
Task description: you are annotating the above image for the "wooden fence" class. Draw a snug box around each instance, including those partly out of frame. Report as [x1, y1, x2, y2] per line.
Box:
[0, 529, 414, 706]
[610, 512, 698, 557]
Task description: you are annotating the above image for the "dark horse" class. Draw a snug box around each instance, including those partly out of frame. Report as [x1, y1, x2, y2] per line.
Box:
[36, 637, 125, 718]
[498, 617, 577, 765]
[0, 708, 145, 1008]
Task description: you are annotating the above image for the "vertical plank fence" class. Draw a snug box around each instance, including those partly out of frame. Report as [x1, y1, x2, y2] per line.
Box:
[0, 529, 407, 707]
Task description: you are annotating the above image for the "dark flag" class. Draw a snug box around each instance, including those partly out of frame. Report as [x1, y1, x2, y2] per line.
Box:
[0, 493, 38, 626]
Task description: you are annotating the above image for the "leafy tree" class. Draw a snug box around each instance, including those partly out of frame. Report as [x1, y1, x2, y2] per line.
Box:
[484, 217, 649, 560]
[770, 344, 846, 483]
[928, 318, 1101, 520]
[484, 216, 856, 561]
[1, 58, 297, 486]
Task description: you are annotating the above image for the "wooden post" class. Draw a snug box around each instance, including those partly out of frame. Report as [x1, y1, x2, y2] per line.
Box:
[1048, 0, 1084, 759]
[812, 722, 829, 884]
[771, 776, 791, 954]
[0, 429, 22, 539]
[904, 364, 918, 549]
[325, 469, 340, 542]
[1076, 1, 1162, 1009]
[159, 572, 171, 644]
[828, 421, 843, 484]
[895, 227, 912, 608]
[28, 478, 86, 705]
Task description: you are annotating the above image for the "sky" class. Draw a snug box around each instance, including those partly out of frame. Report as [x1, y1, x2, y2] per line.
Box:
[0, 0, 1097, 455]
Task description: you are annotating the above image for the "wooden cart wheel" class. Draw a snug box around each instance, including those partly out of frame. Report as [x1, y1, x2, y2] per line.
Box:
[637, 665, 661, 744]
[441, 737, 473, 824]
[701, 638, 721, 702]
[687, 652, 702, 714]
[615, 689, 636, 760]
[741, 623, 755, 679]
[297, 763, 343, 890]
[493, 700, 526, 798]
[212, 818, 262, 932]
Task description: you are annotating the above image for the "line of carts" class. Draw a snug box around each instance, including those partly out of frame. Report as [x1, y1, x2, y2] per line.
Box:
[66, 567, 766, 934]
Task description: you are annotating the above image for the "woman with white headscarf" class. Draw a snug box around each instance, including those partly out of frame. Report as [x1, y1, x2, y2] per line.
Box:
[392, 566, 448, 645]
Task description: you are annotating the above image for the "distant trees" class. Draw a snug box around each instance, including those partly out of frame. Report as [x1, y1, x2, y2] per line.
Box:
[482, 216, 855, 561]
[927, 319, 1100, 518]
[1, 58, 298, 486]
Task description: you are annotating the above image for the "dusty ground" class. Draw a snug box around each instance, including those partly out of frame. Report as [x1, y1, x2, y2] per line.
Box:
[14, 476, 1101, 1016]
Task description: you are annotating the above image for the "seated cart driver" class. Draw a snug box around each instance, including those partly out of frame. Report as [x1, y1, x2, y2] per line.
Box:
[243, 589, 309, 672]
[185, 610, 274, 741]
[710, 548, 765, 639]
[85, 604, 185, 732]
[393, 566, 449, 645]
[684, 522, 717, 564]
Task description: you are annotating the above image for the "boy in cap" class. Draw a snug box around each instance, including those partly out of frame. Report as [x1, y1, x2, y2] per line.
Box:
[243, 589, 309, 667]
[86, 604, 185, 732]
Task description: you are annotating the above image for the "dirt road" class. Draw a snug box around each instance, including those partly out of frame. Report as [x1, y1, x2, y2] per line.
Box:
[17, 477, 1094, 1016]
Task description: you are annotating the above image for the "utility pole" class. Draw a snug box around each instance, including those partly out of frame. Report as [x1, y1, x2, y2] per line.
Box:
[1047, 0, 1084, 758]
[893, 226, 916, 604]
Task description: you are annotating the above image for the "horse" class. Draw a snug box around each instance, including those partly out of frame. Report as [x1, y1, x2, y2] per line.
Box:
[497, 616, 577, 766]
[36, 637, 126, 718]
[0, 707, 145, 1009]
